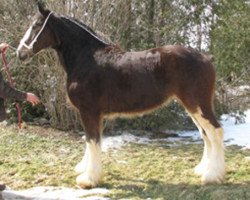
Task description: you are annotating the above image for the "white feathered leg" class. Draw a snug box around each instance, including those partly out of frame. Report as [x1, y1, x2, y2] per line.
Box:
[193, 111, 225, 184]
[201, 127, 225, 184]
[75, 145, 89, 174]
[76, 140, 102, 188]
[190, 116, 211, 176]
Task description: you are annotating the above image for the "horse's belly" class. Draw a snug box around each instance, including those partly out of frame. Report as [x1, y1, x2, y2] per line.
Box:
[104, 87, 172, 117]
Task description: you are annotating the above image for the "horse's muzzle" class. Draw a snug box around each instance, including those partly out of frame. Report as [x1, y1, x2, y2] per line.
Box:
[16, 50, 30, 61]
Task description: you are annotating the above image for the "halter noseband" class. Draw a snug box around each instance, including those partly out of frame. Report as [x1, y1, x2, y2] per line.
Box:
[20, 11, 53, 50]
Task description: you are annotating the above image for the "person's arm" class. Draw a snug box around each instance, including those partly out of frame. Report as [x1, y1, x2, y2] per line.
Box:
[0, 43, 40, 105]
[0, 76, 27, 100]
[0, 44, 23, 98]
[0, 76, 40, 105]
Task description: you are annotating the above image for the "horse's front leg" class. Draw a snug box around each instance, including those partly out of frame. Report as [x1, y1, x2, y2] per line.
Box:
[76, 113, 103, 188]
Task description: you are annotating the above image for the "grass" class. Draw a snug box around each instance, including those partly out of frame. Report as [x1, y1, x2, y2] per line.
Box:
[0, 124, 249, 199]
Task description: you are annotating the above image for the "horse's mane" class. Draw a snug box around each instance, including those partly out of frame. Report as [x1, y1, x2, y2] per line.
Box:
[60, 16, 111, 45]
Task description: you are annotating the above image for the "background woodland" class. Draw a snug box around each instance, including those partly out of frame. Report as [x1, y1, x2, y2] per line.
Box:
[0, 0, 249, 131]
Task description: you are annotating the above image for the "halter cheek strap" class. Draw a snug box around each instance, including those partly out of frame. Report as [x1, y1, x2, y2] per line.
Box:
[21, 11, 53, 50]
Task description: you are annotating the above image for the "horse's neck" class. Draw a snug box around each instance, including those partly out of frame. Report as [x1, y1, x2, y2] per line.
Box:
[56, 51, 70, 73]
[55, 47, 92, 75]
[53, 22, 106, 75]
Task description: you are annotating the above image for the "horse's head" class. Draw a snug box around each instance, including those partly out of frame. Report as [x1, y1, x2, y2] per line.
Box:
[17, 3, 57, 61]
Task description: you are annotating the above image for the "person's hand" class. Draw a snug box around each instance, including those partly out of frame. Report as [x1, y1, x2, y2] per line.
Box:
[26, 93, 40, 106]
[0, 43, 9, 53]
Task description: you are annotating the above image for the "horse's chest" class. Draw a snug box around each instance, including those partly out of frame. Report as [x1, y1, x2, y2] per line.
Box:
[67, 79, 98, 108]
[67, 81, 85, 106]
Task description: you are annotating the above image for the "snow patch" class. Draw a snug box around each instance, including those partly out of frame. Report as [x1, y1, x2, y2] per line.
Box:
[221, 109, 250, 149]
[102, 131, 201, 152]
[102, 109, 250, 151]
[102, 132, 150, 152]
[1, 186, 109, 200]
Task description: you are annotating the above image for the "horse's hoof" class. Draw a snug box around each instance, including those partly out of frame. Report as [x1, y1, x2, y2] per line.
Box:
[76, 173, 99, 189]
[201, 170, 225, 184]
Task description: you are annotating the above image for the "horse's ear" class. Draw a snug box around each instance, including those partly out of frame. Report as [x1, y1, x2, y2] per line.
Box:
[37, 0, 50, 16]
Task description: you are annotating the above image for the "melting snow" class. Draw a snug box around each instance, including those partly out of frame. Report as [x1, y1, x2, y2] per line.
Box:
[2, 187, 110, 200]
[102, 132, 150, 152]
[222, 109, 250, 149]
[102, 109, 250, 151]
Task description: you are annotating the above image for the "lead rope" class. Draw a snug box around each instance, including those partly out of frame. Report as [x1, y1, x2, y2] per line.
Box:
[0, 51, 22, 129]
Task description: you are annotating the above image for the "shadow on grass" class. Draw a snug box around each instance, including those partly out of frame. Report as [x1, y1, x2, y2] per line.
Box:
[102, 173, 250, 200]
[100, 143, 250, 199]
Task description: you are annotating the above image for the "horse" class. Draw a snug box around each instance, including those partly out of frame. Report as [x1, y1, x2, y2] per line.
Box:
[17, 4, 225, 188]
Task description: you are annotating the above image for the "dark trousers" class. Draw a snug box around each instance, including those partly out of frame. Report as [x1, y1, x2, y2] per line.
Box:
[0, 98, 6, 122]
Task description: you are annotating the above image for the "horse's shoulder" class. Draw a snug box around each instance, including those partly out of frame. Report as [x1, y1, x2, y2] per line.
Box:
[94, 45, 125, 67]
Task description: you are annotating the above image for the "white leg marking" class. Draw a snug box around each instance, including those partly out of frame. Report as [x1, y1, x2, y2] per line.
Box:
[194, 132, 211, 176]
[76, 140, 102, 188]
[75, 146, 89, 174]
[194, 111, 225, 184]
[202, 127, 225, 184]
[190, 116, 211, 176]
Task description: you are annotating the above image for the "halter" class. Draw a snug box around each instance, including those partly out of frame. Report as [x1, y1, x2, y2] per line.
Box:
[20, 11, 53, 50]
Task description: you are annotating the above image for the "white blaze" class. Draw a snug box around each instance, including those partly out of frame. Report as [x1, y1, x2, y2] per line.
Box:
[17, 26, 33, 51]
[17, 12, 53, 52]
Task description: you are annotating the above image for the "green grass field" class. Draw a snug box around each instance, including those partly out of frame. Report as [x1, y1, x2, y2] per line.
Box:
[0, 124, 249, 199]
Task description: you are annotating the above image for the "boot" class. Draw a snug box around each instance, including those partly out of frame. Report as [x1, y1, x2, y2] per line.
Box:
[0, 183, 6, 191]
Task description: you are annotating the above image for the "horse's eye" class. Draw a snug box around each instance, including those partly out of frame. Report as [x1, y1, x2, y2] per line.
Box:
[32, 23, 41, 30]
[35, 20, 44, 27]
[37, 22, 43, 27]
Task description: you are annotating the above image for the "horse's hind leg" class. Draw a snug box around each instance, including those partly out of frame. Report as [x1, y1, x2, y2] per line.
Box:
[75, 113, 103, 188]
[190, 116, 212, 176]
[191, 107, 225, 184]
[180, 90, 225, 184]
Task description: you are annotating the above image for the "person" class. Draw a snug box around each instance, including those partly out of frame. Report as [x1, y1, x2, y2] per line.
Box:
[0, 43, 40, 190]
[0, 43, 40, 122]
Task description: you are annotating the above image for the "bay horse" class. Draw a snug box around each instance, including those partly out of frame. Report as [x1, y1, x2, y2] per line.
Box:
[17, 4, 225, 188]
